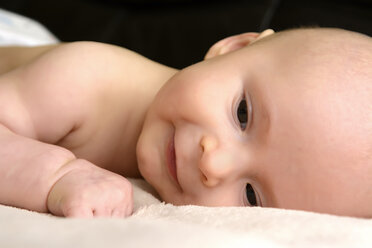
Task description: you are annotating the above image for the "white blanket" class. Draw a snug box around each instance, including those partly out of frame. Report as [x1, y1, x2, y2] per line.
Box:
[0, 179, 371, 248]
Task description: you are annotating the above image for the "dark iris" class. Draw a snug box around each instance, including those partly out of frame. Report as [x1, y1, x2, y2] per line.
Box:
[246, 184, 257, 206]
[237, 98, 248, 130]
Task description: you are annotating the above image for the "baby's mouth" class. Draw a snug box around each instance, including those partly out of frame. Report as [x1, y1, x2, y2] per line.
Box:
[166, 135, 179, 182]
[166, 134, 180, 187]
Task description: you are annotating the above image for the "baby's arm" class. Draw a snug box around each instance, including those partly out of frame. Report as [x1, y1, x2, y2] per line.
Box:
[0, 123, 74, 212]
[0, 125, 132, 217]
[0, 42, 143, 217]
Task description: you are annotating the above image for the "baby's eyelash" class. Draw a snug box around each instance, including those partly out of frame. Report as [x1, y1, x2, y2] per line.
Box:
[246, 183, 258, 206]
[236, 91, 254, 131]
[237, 97, 248, 130]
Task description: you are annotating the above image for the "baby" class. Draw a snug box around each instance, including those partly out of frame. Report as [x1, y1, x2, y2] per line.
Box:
[0, 28, 370, 218]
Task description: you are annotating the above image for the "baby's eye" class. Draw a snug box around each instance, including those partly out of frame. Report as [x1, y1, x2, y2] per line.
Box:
[237, 98, 248, 130]
[245, 183, 258, 206]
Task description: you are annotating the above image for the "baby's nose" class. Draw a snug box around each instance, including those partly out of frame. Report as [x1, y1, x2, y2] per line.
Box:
[199, 136, 235, 187]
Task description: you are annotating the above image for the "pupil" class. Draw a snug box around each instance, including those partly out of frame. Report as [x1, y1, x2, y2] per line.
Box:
[238, 99, 247, 128]
[246, 184, 257, 206]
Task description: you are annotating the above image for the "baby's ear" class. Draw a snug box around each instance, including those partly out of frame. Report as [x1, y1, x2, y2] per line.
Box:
[204, 29, 274, 60]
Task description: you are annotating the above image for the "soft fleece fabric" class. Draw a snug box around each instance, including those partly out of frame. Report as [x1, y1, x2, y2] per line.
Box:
[0, 179, 371, 248]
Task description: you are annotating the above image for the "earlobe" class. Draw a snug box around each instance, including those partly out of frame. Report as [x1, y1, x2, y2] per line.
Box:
[204, 29, 274, 60]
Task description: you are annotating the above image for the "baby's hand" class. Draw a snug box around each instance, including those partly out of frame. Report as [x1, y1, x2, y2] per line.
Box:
[47, 159, 133, 218]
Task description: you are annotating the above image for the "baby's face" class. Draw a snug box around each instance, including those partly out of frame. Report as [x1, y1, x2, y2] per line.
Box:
[137, 29, 372, 217]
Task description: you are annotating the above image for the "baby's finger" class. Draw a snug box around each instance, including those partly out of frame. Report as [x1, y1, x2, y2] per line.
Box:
[111, 209, 124, 218]
[93, 207, 112, 218]
[63, 206, 94, 218]
[124, 203, 133, 217]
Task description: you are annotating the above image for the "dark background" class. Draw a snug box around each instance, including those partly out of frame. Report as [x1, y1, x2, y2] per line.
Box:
[1, 0, 371, 69]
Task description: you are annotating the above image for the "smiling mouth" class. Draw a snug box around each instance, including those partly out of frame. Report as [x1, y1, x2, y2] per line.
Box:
[166, 134, 180, 186]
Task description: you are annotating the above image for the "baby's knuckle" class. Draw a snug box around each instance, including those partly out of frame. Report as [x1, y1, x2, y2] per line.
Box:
[62, 203, 83, 216]
[123, 180, 133, 193]
[112, 177, 132, 192]
[61, 198, 79, 209]
[113, 186, 129, 200]
[124, 202, 134, 216]
[61, 193, 88, 210]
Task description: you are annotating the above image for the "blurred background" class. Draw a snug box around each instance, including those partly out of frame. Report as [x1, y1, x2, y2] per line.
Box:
[0, 0, 371, 69]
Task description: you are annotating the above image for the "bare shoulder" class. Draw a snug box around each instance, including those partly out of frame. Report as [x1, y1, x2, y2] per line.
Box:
[0, 42, 176, 145]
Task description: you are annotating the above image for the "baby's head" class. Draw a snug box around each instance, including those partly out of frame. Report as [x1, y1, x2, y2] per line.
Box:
[137, 28, 372, 217]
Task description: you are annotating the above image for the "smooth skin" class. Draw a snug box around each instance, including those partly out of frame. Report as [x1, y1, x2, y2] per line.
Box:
[0, 42, 176, 217]
[137, 28, 372, 217]
[0, 28, 371, 218]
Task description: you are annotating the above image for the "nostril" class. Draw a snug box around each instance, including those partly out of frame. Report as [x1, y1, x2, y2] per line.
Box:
[201, 173, 207, 182]
[200, 173, 209, 186]
[200, 138, 206, 153]
[201, 172, 219, 188]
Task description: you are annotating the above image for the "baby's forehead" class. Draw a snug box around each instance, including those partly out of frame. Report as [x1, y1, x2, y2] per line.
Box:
[263, 28, 370, 78]
[257, 28, 369, 56]
[273, 29, 372, 146]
